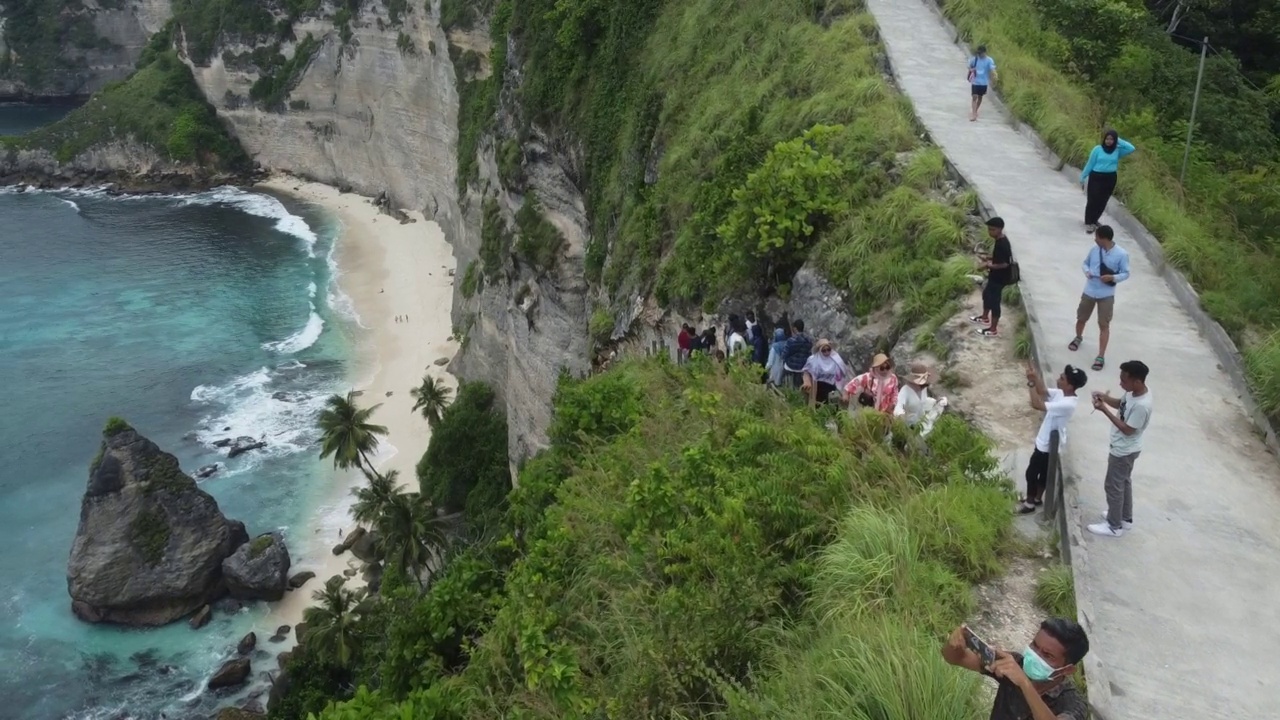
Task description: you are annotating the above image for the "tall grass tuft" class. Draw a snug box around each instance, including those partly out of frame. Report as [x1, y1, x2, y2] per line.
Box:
[1034, 564, 1077, 619]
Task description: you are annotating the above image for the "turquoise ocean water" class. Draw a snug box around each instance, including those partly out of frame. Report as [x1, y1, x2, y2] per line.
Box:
[1, 105, 360, 718]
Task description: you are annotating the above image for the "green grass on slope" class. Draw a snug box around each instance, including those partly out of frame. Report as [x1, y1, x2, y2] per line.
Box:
[939, 0, 1280, 417]
[1, 50, 249, 170]
[305, 357, 1015, 719]
[454, 0, 980, 321]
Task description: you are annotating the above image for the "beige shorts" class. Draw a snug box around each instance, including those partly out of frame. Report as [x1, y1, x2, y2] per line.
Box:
[1077, 294, 1115, 328]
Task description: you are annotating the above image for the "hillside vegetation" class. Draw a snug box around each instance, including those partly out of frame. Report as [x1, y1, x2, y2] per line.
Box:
[276, 358, 1012, 719]
[452, 0, 984, 329]
[940, 0, 1280, 416]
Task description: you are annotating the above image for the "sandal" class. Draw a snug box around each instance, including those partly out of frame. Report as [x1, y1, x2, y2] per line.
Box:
[1067, 336, 1082, 352]
[1091, 356, 1105, 371]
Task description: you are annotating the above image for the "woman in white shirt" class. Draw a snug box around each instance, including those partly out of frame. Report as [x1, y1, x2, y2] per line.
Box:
[894, 361, 948, 435]
[801, 338, 852, 406]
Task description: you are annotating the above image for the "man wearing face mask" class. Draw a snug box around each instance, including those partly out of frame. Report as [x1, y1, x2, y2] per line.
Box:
[942, 618, 1090, 720]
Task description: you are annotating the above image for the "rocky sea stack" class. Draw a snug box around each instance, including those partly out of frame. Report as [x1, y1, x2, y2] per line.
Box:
[66, 419, 250, 626]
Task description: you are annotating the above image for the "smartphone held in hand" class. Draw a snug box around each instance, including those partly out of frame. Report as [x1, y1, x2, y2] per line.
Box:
[962, 626, 998, 668]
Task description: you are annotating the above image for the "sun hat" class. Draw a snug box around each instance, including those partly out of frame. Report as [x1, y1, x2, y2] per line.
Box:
[908, 362, 931, 385]
[817, 338, 834, 351]
[871, 353, 890, 369]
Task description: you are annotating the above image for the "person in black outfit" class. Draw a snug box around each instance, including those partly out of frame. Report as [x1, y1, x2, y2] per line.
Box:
[942, 618, 1090, 720]
[971, 216, 1013, 338]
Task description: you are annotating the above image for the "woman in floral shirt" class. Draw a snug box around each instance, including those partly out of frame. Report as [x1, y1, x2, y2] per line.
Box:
[843, 353, 900, 414]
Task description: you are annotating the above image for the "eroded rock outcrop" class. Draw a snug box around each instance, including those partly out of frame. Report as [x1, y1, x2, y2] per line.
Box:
[66, 421, 246, 626]
[222, 532, 291, 601]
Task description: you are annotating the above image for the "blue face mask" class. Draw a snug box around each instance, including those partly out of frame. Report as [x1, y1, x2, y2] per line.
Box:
[1022, 647, 1061, 683]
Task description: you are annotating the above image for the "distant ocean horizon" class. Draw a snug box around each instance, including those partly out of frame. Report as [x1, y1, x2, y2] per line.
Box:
[0, 104, 364, 719]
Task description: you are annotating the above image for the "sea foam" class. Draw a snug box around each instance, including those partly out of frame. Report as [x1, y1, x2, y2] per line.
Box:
[263, 306, 324, 354]
[182, 186, 319, 256]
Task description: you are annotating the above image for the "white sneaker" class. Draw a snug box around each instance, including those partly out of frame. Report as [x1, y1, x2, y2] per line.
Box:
[1099, 512, 1133, 530]
[1087, 522, 1125, 538]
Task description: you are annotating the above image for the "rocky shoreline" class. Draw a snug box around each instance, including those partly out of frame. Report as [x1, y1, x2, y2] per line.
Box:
[0, 166, 267, 194]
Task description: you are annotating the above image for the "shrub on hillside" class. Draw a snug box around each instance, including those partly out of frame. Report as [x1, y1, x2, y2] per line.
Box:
[416, 382, 509, 516]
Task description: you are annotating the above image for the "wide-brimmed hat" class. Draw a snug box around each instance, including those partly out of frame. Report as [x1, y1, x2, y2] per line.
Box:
[816, 338, 834, 351]
[908, 362, 931, 384]
[871, 353, 891, 369]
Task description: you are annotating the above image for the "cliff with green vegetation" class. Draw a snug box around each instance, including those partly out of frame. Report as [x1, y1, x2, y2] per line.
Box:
[272, 359, 1014, 719]
[0, 0, 172, 98]
[446, 0, 986, 461]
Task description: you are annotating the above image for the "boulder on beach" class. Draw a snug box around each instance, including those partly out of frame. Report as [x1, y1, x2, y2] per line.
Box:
[350, 528, 382, 563]
[189, 604, 212, 630]
[67, 421, 248, 626]
[222, 532, 291, 601]
[332, 526, 369, 557]
[287, 571, 316, 590]
[208, 657, 251, 690]
[238, 632, 257, 655]
[227, 436, 267, 458]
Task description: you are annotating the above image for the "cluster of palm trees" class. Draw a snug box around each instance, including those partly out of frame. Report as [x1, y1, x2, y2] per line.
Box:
[303, 372, 453, 667]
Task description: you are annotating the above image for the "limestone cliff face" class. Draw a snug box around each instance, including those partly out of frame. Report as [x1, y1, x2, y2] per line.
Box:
[0, 0, 173, 99]
[184, 3, 460, 221]
[450, 132, 593, 462]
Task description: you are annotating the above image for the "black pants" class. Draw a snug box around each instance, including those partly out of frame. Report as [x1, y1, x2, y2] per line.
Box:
[814, 381, 839, 406]
[1085, 171, 1117, 225]
[1025, 448, 1050, 501]
[982, 281, 1006, 321]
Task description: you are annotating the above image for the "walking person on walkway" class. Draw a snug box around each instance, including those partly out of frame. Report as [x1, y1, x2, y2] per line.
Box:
[971, 216, 1014, 337]
[1068, 225, 1130, 372]
[1080, 129, 1136, 232]
[967, 45, 997, 122]
[1087, 361, 1153, 538]
[1019, 363, 1087, 514]
[765, 327, 788, 386]
[895, 361, 948, 435]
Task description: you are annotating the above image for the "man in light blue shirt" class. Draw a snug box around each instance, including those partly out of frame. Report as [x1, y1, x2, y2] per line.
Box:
[967, 45, 997, 122]
[1067, 225, 1130, 372]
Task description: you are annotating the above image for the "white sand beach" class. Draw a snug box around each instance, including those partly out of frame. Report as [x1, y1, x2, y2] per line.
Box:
[256, 176, 458, 632]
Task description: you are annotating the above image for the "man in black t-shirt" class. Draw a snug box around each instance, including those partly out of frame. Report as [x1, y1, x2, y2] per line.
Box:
[942, 618, 1090, 720]
[972, 216, 1013, 337]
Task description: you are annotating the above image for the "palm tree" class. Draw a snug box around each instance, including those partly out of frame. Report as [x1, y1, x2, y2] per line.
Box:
[351, 469, 400, 527]
[317, 391, 388, 475]
[302, 576, 367, 668]
[376, 491, 449, 587]
[409, 374, 452, 427]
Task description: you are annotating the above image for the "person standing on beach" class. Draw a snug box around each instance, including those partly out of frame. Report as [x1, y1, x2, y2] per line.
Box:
[971, 216, 1013, 337]
[1087, 361, 1152, 538]
[1019, 363, 1087, 514]
[1068, 225, 1130, 372]
[967, 45, 997, 122]
[1080, 130, 1136, 232]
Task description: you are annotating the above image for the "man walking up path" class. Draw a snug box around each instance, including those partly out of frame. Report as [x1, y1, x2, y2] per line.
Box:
[863, 0, 1280, 717]
[1069, 225, 1130, 371]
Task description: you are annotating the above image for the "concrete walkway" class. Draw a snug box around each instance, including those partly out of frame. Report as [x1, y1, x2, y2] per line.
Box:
[862, 1, 1280, 718]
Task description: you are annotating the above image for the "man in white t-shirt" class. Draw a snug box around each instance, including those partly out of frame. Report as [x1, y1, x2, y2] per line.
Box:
[1087, 360, 1153, 538]
[1018, 363, 1089, 514]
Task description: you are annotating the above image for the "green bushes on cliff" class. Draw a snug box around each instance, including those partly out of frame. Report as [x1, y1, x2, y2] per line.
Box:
[0, 0, 116, 86]
[271, 357, 1014, 719]
[415, 382, 509, 517]
[941, 0, 1280, 417]
[450, 0, 978, 322]
[2, 50, 249, 170]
